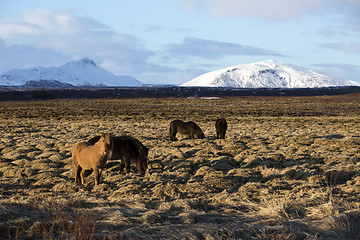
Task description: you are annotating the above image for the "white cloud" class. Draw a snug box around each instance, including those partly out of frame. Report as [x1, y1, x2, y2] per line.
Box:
[313, 63, 360, 83]
[167, 37, 284, 58]
[0, 8, 173, 77]
[177, 0, 360, 21]
[0, 9, 108, 40]
[0, 39, 69, 71]
[320, 42, 360, 54]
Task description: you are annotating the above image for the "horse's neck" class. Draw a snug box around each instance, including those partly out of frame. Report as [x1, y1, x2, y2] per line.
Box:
[93, 141, 107, 156]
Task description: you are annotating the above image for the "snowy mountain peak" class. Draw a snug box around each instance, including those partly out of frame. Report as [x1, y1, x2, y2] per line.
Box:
[0, 58, 142, 87]
[181, 60, 359, 88]
[257, 59, 278, 68]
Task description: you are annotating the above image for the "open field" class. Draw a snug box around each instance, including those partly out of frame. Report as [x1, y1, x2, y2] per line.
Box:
[0, 95, 359, 239]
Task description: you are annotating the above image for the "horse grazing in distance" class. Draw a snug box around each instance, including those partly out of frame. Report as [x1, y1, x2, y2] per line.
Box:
[216, 118, 227, 139]
[72, 133, 112, 185]
[88, 135, 149, 175]
[169, 120, 205, 141]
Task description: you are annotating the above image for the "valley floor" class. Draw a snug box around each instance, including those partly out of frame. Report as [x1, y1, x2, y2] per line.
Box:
[0, 95, 359, 239]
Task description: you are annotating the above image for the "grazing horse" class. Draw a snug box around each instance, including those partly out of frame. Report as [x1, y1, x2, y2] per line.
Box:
[72, 133, 112, 185]
[169, 120, 205, 141]
[215, 118, 227, 139]
[88, 135, 149, 175]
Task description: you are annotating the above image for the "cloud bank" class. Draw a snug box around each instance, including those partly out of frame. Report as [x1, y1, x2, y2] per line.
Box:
[167, 38, 283, 58]
[0, 5, 359, 85]
[0, 9, 169, 76]
[319, 42, 360, 54]
[313, 63, 360, 82]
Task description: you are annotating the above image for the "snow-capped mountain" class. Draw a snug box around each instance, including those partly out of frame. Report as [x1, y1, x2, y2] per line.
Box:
[181, 60, 359, 88]
[0, 58, 142, 87]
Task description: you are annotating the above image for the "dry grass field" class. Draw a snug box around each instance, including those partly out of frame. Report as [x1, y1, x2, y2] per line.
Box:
[0, 94, 359, 239]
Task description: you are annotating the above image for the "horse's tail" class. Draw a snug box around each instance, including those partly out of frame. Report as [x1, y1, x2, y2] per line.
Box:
[169, 121, 176, 140]
[108, 137, 114, 159]
[72, 144, 78, 164]
[169, 125, 173, 140]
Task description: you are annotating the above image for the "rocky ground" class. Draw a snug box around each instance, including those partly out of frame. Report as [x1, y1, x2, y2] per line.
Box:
[0, 95, 359, 239]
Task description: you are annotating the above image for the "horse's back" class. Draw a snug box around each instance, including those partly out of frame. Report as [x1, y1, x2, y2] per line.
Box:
[172, 120, 190, 134]
[72, 142, 96, 169]
[72, 142, 90, 156]
[185, 121, 200, 129]
[112, 136, 147, 159]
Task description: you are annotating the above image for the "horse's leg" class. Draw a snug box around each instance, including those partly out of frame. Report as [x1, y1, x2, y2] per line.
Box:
[142, 161, 148, 173]
[98, 168, 103, 184]
[74, 165, 78, 183]
[170, 127, 177, 141]
[136, 157, 145, 175]
[119, 159, 125, 172]
[80, 169, 86, 185]
[74, 165, 82, 183]
[124, 158, 131, 174]
[94, 167, 100, 185]
[73, 155, 80, 183]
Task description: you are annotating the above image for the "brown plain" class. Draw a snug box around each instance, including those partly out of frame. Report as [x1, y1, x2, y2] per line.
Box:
[0, 95, 359, 239]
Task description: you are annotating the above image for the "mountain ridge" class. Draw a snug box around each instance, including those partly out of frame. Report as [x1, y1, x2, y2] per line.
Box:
[0, 58, 142, 87]
[181, 60, 359, 88]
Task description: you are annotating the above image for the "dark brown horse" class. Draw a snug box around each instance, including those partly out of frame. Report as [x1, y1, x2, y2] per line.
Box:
[169, 120, 205, 141]
[215, 118, 227, 139]
[88, 135, 149, 175]
[72, 133, 112, 185]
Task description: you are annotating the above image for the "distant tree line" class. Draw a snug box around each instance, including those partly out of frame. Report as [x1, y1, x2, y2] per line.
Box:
[0, 86, 359, 101]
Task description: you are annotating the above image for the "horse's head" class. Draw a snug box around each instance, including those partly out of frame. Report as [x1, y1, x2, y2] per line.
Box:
[142, 147, 149, 172]
[196, 131, 205, 139]
[99, 133, 112, 156]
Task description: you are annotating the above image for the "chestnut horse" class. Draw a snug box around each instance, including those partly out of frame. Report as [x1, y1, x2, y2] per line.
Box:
[72, 133, 112, 185]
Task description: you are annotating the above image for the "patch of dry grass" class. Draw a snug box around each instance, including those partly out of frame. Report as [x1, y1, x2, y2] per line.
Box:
[0, 94, 360, 239]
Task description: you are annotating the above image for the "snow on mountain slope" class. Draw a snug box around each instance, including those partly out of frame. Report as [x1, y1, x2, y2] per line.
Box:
[0, 58, 142, 87]
[181, 60, 359, 88]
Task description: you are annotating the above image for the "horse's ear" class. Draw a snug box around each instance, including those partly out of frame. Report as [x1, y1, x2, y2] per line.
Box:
[101, 133, 109, 139]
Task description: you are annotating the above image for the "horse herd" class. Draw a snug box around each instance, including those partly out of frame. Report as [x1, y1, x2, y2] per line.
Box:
[72, 118, 228, 185]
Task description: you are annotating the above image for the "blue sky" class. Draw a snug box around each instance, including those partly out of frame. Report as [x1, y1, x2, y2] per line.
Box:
[0, 0, 359, 85]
